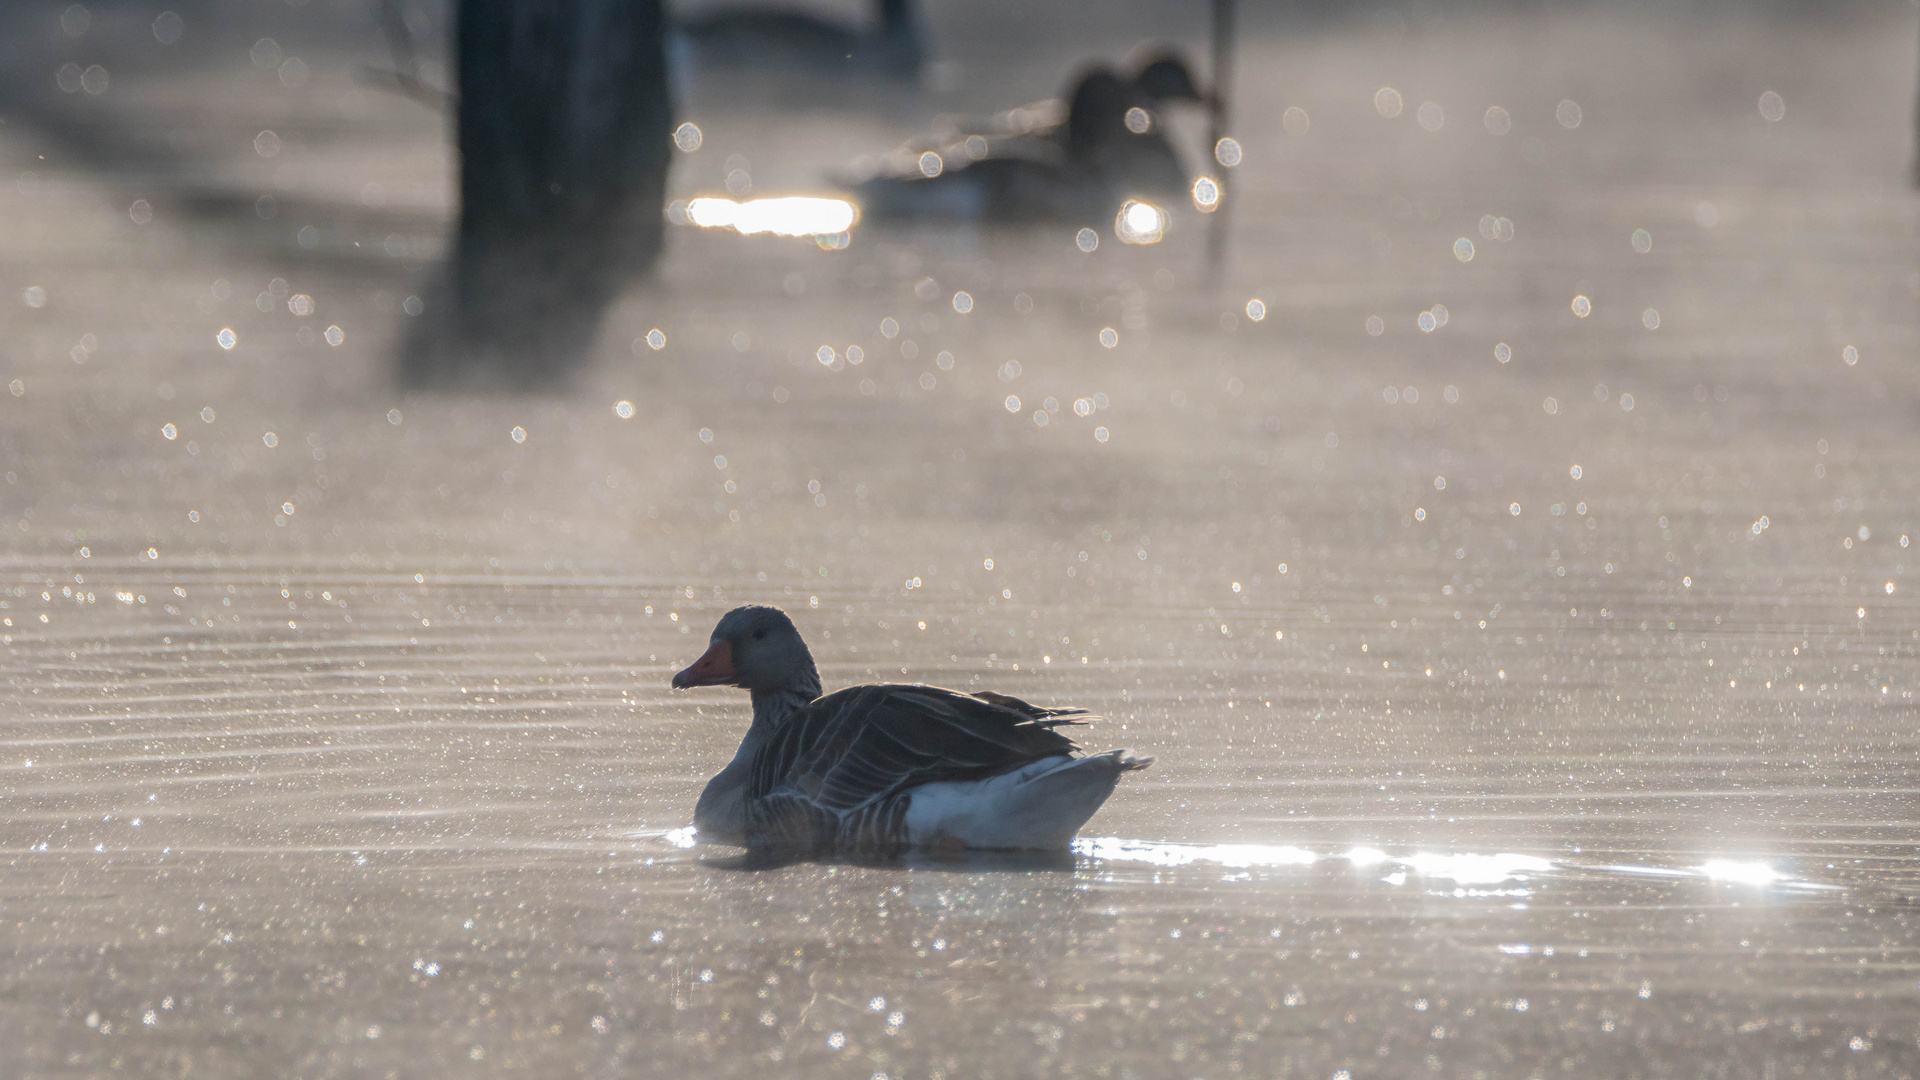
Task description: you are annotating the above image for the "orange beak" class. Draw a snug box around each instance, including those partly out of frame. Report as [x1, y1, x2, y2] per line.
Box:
[671, 640, 735, 689]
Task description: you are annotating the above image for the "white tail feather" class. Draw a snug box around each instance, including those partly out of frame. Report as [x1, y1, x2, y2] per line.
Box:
[904, 750, 1151, 850]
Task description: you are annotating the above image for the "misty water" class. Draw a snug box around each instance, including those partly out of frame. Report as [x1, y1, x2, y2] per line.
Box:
[3, 1, 1919, 1076]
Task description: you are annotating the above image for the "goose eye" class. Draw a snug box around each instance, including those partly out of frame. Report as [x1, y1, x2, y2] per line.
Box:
[751, 629, 767, 641]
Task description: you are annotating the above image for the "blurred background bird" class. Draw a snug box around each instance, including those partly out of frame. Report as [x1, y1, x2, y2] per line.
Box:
[846, 49, 1207, 224]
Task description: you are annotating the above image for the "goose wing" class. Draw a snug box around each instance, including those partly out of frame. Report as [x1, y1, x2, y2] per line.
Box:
[748, 684, 1091, 812]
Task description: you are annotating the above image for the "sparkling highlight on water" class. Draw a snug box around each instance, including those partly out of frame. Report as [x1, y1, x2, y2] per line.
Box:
[685, 196, 857, 238]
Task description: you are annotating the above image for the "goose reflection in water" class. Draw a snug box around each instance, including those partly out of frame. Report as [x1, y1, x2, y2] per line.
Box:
[846, 50, 1208, 225]
[703, 844, 1081, 873]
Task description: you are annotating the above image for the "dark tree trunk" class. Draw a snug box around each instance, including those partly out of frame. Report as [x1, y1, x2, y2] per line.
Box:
[404, 0, 672, 387]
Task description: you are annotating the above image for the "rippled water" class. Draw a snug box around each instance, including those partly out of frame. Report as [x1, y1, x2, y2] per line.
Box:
[4, 0, 1920, 1075]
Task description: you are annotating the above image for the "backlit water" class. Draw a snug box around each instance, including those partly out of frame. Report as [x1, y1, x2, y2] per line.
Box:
[1, 1, 1917, 1076]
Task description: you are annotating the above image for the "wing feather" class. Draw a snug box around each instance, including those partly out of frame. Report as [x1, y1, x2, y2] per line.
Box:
[748, 684, 1093, 812]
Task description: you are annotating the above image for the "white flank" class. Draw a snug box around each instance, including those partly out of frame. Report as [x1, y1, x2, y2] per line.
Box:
[904, 751, 1137, 850]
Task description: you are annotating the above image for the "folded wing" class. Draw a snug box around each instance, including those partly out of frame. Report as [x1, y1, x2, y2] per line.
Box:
[749, 684, 1092, 812]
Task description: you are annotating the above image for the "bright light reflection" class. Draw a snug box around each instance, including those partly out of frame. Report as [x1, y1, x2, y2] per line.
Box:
[1699, 859, 1781, 886]
[636, 829, 1837, 898]
[1589, 863, 1693, 879]
[1343, 846, 1389, 867]
[685, 196, 857, 238]
[1114, 200, 1167, 244]
[1403, 852, 1553, 884]
[1074, 837, 1317, 868]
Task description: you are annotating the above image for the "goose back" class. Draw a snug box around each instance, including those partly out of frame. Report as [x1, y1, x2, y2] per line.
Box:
[744, 684, 1090, 851]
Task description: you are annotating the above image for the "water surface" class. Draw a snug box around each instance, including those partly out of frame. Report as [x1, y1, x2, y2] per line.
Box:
[2, 1, 1918, 1075]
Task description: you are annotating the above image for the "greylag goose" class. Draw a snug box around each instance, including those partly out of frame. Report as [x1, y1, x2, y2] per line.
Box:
[672, 605, 1150, 854]
[848, 52, 1205, 224]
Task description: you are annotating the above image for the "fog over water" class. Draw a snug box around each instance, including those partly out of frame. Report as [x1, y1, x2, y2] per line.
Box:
[2, 1, 1918, 1075]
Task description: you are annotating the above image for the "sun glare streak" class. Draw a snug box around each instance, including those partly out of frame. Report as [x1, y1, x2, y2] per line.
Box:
[1699, 859, 1781, 886]
[1402, 853, 1554, 884]
[635, 831, 1840, 899]
[1073, 837, 1317, 867]
[685, 196, 858, 238]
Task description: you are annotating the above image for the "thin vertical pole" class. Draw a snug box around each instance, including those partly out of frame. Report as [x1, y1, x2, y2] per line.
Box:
[1912, 8, 1920, 186]
[1205, 0, 1235, 284]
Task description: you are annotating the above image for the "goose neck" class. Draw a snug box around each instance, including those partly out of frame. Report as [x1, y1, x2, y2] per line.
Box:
[749, 685, 816, 730]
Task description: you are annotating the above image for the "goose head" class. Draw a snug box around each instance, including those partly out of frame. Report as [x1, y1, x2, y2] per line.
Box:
[1063, 65, 1192, 197]
[1063, 51, 1204, 159]
[672, 605, 821, 696]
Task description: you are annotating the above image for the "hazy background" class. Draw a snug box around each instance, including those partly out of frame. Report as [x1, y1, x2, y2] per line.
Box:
[2, 1, 1918, 1076]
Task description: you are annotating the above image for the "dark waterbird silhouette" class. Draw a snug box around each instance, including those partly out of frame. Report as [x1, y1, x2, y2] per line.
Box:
[847, 50, 1207, 224]
[672, 606, 1149, 859]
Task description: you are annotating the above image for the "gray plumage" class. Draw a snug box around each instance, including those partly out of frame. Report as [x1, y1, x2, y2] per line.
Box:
[674, 605, 1148, 856]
